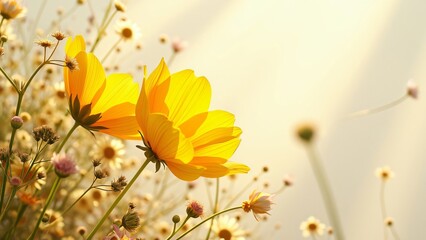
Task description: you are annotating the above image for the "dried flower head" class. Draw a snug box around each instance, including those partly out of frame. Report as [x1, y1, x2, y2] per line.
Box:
[65, 55, 79, 71]
[300, 216, 325, 237]
[375, 166, 394, 181]
[94, 169, 108, 179]
[242, 190, 273, 221]
[10, 176, 22, 186]
[111, 176, 127, 192]
[10, 115, 23, 129]
[121, 208, 140, 232]
[35, 39, 54, 48]
[51, 31, 66, 41]
[32, 125, 60, 144]
[51, 153, 79, 178]
[186, 200, 203, 218]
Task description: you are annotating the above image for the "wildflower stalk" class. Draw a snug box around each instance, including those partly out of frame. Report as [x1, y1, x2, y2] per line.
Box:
[306, 146, 345, 240]
[55, 122, 79, 153]
[0, 186, 17, 222]
[86, 158, 151, 239]
[175, 206, 242, 240]
[205, 178, 219, 240]
[0, 66, 19, 92]
[90, 0, 116, 53]
[27, 176, 62, 240]
[0, 17, 5, 34]
[166, 216, 190, 240]
[346, 95, 408, 119]
[101, 37, 122, 63]
[62, 178, 96, 215]
[380, 181, 388, 240]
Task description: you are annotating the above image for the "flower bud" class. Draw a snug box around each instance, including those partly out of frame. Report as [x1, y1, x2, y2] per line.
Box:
[11, 116, 23, 129]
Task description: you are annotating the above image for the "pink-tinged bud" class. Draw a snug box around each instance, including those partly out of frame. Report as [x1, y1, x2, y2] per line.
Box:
[171, 38, 187, 53]
[11, 116, 23, 129]
[51, 153, 79, 178]
[10, 176, 22, 186]
[406, 80, 418, 99]
[186, 200, 203, 218]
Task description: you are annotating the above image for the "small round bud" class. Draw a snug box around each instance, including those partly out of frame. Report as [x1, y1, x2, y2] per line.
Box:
[11, 116, 23, 129]
[1, 35, 8, 43]
[295, 123, 315, 143]
[172, 215, 180, 223]
[77, 226, 87, 235]
[384, 217, 394, 226]
[10, 176, 22, 186]
[122, 211, 140, 232]
[42, 214, 50, 223]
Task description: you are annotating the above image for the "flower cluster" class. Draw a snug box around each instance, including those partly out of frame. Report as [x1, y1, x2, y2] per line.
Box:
[0, 1, 277, 239]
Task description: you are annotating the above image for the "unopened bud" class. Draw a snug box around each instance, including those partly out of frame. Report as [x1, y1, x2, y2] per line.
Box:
[11, 116, 23, 129]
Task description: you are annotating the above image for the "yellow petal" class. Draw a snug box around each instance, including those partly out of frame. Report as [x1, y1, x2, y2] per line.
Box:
[65, 35, 86, 58]
[192, 127, 241, 149]
[80, 53, 106, 106]
[136, 59, 170, 135]
[179, 110, 236, 139]
[194, 137, 241, 160]
[145, 113, 193, 164]
[95, 116, 140, 140]
[167, 161, 205, 181]
[66, 51, 87, 101]
[91, 73, 138, 114]
[223, 162, 250, 175]
[165, 70, 211, 126]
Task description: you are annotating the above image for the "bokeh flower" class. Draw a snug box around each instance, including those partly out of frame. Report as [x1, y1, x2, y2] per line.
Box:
[135, 59, 249, 181]
[90, 135, 126, 169]
[0, 0, 26, 20]
[300, 216, 325, 238]
[211, 215, 247, 240]
[375, 166, 394, 181]
[115, 18, 141, 41]
[242, 190, 273, 221]
[64, 35, 140, 139]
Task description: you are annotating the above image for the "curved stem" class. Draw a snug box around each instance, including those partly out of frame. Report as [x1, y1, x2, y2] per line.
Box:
[62, 178, 96, 215]
[90, 3, 116, 53]
[346, 95, 408, 119]
[85, 158, 151, 239]
[175, 206, 242, 240]
[27, 177, 62, 240]
[166, 216, 190, 240]
[55, 122, 79, 153]
[306, 145, 345, 240]
[101, 37, 122, 63]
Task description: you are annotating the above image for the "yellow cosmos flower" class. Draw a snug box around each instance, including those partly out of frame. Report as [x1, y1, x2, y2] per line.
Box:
[64, 35, 140, 139]
[135, 59, 249, 181]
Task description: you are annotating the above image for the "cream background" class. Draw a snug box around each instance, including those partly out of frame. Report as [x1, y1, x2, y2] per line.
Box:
[27, 0, 426, 239]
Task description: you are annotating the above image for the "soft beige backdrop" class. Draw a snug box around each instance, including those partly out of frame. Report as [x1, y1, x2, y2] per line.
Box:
[28, 0, 426, 239]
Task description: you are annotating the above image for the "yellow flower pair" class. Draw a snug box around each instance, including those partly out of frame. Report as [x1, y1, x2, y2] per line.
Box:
[64, 35, 249, 181]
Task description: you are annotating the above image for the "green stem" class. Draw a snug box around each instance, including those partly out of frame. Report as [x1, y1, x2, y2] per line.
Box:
[62, 179, 95, 215]
[90, 2, 116, 53]
[55, 122, 79, 153]
[205, 178, 219, 240]
[306, 146, 345, 240]
[101, 37, 122, 63]
[166, 216, 190, 240]
[175, 206, 242, 240]
[27, 177, 62, 240]
[0, 186, 17, 222]
[0, 127, 17, 214]
[0, 66, 18, 92]
[85, 158, 151, 239]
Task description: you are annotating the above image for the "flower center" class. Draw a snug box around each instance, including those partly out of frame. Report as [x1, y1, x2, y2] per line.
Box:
[308, 223, 317, 231]
[103, 146, 116, 159]
[218, 229, 232, 240]
[122, 27, 133, 39]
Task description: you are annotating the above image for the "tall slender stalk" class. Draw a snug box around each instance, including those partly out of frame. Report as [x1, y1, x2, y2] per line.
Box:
[85, 158, 151, 239]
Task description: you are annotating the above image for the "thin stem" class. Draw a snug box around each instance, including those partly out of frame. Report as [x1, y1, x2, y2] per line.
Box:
[101, 37, 122, 63]
[306, 145, 345, 240]
[0, 66, 19, 92]
[224, 172, 264, 209]
[166, 216, 190, 240]
[0, 186, 17, 222]
[27, 177, 62, 240]
[168, 52, 177, 67]
[55, 122, 79, 153]
[175, 206, 242, 240]
[205, 178, 219, 240]
[90, 2, 116, 53]
[85, 158, 151, 239]
[380, 181, 388, 240]
[0, 17, 5, 33]
[346, 95, 408, 119]
[390, 226, 401, 240]
[62, 178, 96, 215]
